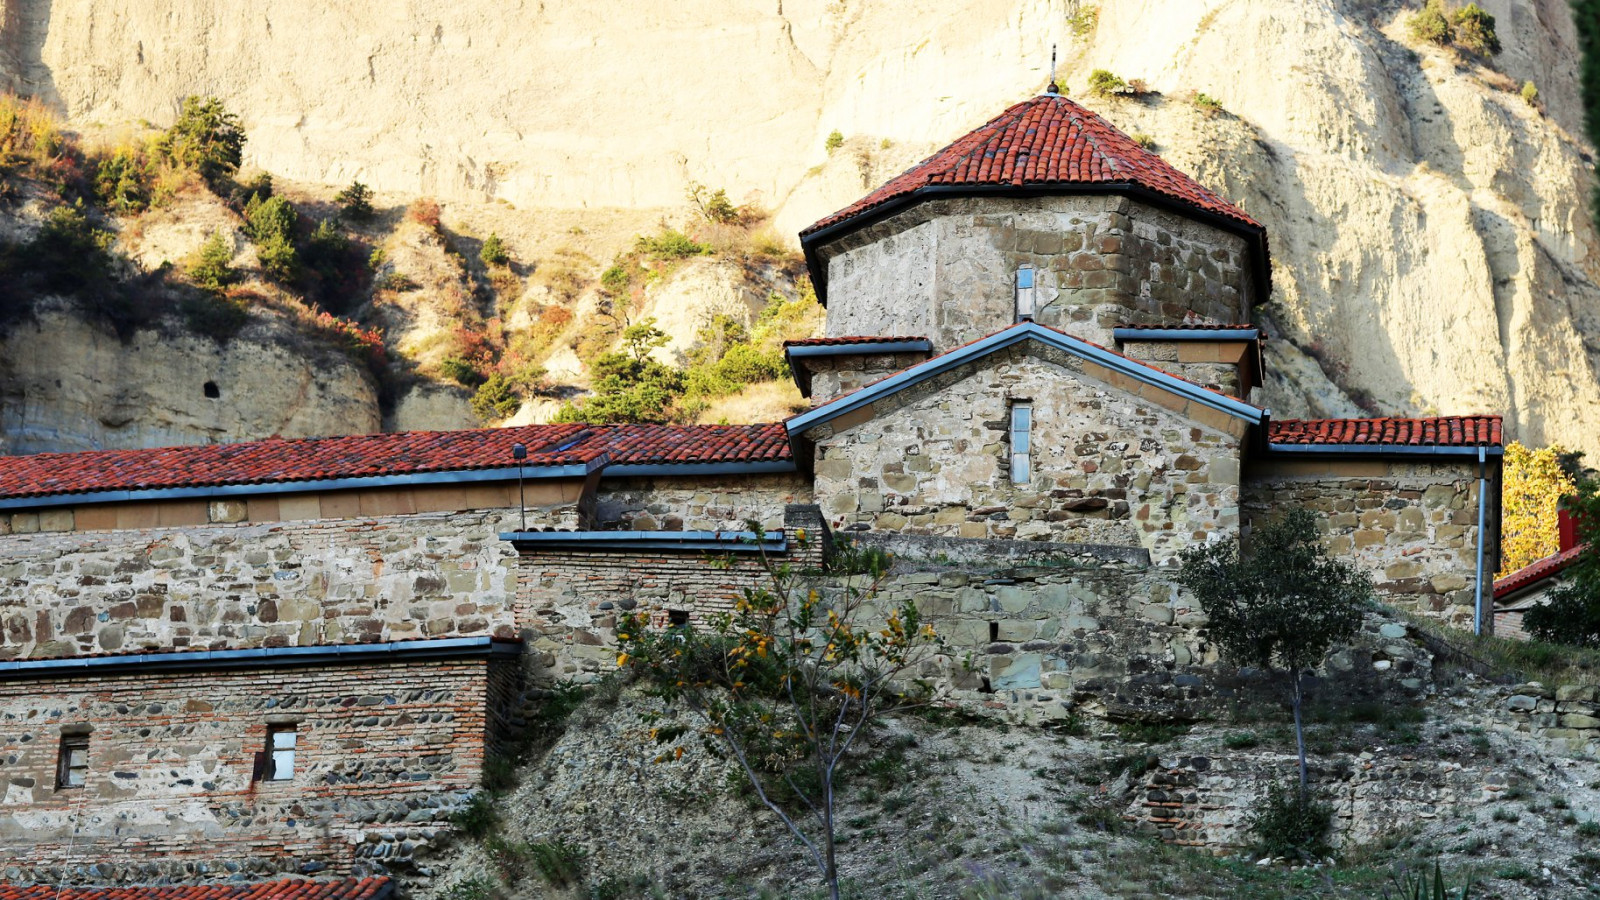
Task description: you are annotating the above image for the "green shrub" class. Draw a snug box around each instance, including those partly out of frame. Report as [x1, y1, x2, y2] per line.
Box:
[1381, 861, 1475, 900]
[243, 194, 299, 281]
[179, 292, 249, 342]
[94, 147, 152, 214]
[1452, 3, 1501, 56]
[1520, 81, 1539, 105]
[1068, 6, 1099, 35]
[438, 879, 493, 900]
[825, 130, 844, 153]
[450, 792, 499, 839]
[187, 233, 238, 293]
[154, 96, 245, 186]
[440, 356, 487, 388]
[826, 537, 893, 577]
[1407, 0, 1454, 46]
[1131, 132, 1157, 151]
[1249, 782, 1334, 861]
[471, 372, 524, 421]
[528, 839, 588, 886]
[634, 228, 709, 260]
[1223, 731, 1260, 750]
[480, 232, 510, 267]
[1088, 69, 1128, 98]
[1193, 92, 1224, 115]
[335, 181, 374, 222]
[28, 204, 116, 297]
[600, 263, 631, 294]
[1578, 820, 1600, 839]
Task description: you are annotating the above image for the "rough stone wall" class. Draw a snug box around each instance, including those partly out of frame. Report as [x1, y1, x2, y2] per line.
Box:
[804, 352, 928, 405]
[1118, 339, 1250, 398]
[1497, 683, 1600, 756]
[1125, 748, 1487, 851]
[1242, 459, 1494, 626]
[0, 658, 496, 882]
[0, 509, 523, 660]
[516, 506, 826, 681]
[808, 347, 1243, 561]
[820, 195, 1252, 350]
[594, 474, 811, 532]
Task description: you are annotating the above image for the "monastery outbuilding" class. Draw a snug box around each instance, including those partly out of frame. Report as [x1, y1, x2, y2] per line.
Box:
[0, 92, 1502, 880]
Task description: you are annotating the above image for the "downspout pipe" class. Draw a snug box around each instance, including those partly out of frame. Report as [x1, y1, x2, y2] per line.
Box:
[1476, 446, 1488, 635]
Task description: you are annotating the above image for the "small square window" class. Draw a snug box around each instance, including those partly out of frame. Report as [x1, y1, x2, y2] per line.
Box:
[667, 609, 690, 627]
[57, 735, 88, 789]
[1015, 265, 1037, 321]
[262, 726, 297, 782]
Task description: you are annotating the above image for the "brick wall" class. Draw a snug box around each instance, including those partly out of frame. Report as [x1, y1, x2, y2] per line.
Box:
[1242, 459, 1496, 626]
[0, 657, 502, 882]
[806, 346, 1245, 561]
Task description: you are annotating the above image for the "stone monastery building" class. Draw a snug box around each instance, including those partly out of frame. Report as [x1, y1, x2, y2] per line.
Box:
[0, 93, 1503, 881]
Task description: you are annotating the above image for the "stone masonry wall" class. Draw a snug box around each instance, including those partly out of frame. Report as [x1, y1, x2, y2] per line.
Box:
[0, 657, 498, 882]
[1118, 339, 1250, 399]
[807, 346, 1244, 562]
[804, 352, 929, 405]
[1242, 459, 1494, 627]
[820, 195, 1253, 351]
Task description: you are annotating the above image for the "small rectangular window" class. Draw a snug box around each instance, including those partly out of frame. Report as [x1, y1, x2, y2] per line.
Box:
[1015, 265, 1037, 321]
[1010, 402, 1032, 485]
[57, 735, 88, 789]
[263, 726, 297, 782]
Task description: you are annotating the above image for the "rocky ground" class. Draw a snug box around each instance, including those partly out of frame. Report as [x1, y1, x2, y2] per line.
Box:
[421, 666, 1600, 900]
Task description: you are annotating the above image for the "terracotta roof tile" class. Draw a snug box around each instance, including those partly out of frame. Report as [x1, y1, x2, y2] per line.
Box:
[802, 93, 1262, 237]
[0, 424, 792, 501]
[0, 879, 391, 900]
[784, 336, 929, 347]
[1266, 417, 1502, 448]
[1116, 322, 1257, 331]
[1494, 544, 1587, 601]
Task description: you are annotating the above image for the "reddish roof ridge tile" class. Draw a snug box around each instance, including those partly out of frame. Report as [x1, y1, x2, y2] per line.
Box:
[1493, 543, 1588, 600]
[0, 423, 793, 502]
[1267, 416, 1503, 448]
[784, 335, 930, 347]
[1116, 322, 1258, 330]
[0, 878, 391, 900]
[802, 94, 1262, 238]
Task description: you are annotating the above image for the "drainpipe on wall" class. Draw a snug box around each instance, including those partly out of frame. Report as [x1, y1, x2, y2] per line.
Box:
[1475, 446, 1488, 636]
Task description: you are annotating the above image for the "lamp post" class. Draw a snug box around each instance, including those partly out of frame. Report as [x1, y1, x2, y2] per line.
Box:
[512, 442, 527, 533]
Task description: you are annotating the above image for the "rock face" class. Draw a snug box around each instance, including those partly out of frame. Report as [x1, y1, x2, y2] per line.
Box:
[0, 0, 1596, 452]
[0, 309, 379, 453]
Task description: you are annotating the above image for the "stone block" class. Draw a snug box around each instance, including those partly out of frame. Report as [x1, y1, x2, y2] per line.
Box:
[992, 652, 1042, 690]
[209, 500, 249, 524]
[1556, 685, 1598, 703]
[38, 510, 75, 532]
[995, 586, 1032, 613]
[1560, 714, 1600, 729]
[1505, 695, 1539, 711]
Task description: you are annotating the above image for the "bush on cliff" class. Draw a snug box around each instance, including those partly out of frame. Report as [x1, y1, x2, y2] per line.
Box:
[1523, 476, 1600, 648]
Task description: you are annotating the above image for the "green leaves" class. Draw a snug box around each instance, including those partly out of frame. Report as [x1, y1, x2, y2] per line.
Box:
[1177, 508, 1373, 673]
[1523, 476, 1600, 647]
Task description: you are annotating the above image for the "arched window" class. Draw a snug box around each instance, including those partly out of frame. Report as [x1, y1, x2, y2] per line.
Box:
[1015, 265, 1036, 321]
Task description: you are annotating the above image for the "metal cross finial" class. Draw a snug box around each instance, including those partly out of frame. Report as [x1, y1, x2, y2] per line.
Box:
[1046, 44, 1060, 95]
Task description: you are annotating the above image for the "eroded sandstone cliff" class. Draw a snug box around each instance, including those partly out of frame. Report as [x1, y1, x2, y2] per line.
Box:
[0, 0, 1595, 453]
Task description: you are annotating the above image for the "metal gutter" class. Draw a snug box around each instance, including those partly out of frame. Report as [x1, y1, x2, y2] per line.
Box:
[0, 635, 521, 679]
[501, 529, 786, 553]
[784, 340, 933, 359]
[1112, 328, 1260, 342]
[785, 322, 1263, 437]
[1475, 446, 1488, 635]
[800, 182, 1271, 306]
[0, 462, 796, 511]
[1264, 443, 1504, 459]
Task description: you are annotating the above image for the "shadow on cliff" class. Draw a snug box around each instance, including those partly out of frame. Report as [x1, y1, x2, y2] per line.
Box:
[0, 0, 63, 114]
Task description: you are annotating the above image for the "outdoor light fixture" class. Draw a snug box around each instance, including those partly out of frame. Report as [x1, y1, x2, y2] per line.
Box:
[512, 442, 527, 532]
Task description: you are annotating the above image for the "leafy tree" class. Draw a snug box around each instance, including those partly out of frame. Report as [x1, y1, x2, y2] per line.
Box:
[471, 372, 523, 421]
[617, 531, 943, 900]
[1520, 81, 1539, 106]
[1499, 441, 1577, 577]
[479, 232, 510, 267]
[28, 204, 116, 296]
[335, 181, 374, 222]
[1451, 3, 1501, 56]
[1407, 0, 1454, 46]
[552, 319, 684, 424]
[1523, 476, 1600, 647]
[1177, 509, 1373, 793]
[94, 147, 151, 214]
[156, 96, 245, 186]
[824, 130, 844, 153]
[634, 228, 709, 260]
[1088, 69, 1128, 98]
[243, 194, 300, 281]
[187, 233, 239, 293]
[687, 181, 740, 224]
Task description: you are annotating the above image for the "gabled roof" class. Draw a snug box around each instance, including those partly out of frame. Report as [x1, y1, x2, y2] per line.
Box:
[803, 94, 1261, 236]
[1494, 544, 1587, 602]
[0, 880, 391, 900]
[0, 423, 792, 504]
[784, 336, 931, 348]
[1267, 417, 1502, 449]
[785, 321, 1263, 441]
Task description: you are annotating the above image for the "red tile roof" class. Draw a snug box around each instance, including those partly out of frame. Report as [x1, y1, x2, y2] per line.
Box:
[1266, 416, 1502, 448]
[1494, 544, 1587, 601]
[0, 424, 792, 501]
[0, 879, 391, 900]
[785, 336, 930, 347]
[802, 93, 1262, 237]
[1117, 323, 1258, 331]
